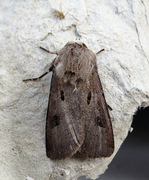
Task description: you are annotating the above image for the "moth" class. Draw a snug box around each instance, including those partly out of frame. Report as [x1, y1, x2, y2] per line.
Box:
[51, 8, 65, 19]
[23, 42, 114, 159]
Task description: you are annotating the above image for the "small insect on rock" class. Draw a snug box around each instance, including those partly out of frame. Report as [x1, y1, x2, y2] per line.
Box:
[51, 8, 65, 19]
[23, 42, 114, 160]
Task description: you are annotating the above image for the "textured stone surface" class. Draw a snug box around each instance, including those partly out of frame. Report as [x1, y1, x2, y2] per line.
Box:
[0, 0, 149, 180]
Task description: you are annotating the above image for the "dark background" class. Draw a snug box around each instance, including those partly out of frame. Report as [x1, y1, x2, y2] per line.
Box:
[79, 106, 149, 180]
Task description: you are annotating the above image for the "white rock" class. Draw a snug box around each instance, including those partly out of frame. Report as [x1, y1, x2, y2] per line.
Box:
[0, 0, 149, 180]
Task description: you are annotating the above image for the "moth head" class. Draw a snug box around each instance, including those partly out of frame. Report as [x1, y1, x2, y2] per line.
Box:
[65, 41, 87, 48]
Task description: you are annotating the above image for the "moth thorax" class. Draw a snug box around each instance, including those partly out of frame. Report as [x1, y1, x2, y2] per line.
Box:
[63, 71, 76, 83]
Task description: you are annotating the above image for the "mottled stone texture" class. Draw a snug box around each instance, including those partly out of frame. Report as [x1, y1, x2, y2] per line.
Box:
[0, 0, 149, 180]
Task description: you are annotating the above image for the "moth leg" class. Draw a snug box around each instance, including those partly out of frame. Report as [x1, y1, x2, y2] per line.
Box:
[23, 63, 55, 82]
[39, 46, 58, 55]
[96, 48, 104, 55]
[107, 104, 113, 111]
[23, 71, 50, 82]
[23, 46, 57, 82]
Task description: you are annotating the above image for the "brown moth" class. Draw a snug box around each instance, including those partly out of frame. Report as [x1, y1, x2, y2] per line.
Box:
[23, 42, 114, 159]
